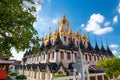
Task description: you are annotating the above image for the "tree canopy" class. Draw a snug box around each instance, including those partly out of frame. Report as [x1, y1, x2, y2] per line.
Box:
[97, 58, 120, 80]
[0, 0, 41, 57]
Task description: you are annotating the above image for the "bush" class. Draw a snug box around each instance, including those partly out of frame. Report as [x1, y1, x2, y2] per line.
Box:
[16, 74, 27, 79]
[9, 72, 17, 76]
[53, 74, 66, 78]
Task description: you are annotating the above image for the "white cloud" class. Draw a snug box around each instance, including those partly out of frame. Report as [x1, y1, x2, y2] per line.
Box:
[117, 3, 120, 14]
[113, 16, 118, 23]
[104, 22, 110, 27]
[34, 16, 61, 37]
[40, 18, 43, 22]
[52, 19, 58, 24]
[81, 24, 85, 27]
[112, 50, 118, 55]
[109, 44, 119, 48]
[23, 0, 42, 15]
[94, 27, 113, 35]
[10, 48, 25, 60]
[35, 5, 41, 12]
[85, 13, 113, 35]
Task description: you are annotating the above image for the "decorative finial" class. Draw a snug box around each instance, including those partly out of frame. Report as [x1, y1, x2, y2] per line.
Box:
[79, 29, 82, 40]
[43, 32, 44, 38]
[49, 27, 51, 34]
[63, 15, 66, 18]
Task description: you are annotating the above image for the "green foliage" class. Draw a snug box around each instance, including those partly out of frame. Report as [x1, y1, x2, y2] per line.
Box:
[9, 72, 17, 76]
[0, 53, 6, 56]
[0, 0, 41, 56]
[53, 74, 66, 78]
[97, 58, 120, 78]
[16, 74, 27, 79]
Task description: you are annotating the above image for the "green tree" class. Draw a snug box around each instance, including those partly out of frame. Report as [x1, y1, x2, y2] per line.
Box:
[0, 0, 41, 57]
[97, 58, 120, 80]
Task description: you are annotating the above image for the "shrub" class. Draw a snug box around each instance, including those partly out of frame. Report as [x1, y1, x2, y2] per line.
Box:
[9, 72, 17, 76]
[16, 74, 27, 79]
[53, 74, 66, 78]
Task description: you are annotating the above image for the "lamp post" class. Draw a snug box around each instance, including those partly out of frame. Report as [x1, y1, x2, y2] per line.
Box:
[22, 58, 27, 80]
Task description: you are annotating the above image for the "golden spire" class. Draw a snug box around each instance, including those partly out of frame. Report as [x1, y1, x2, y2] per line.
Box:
[54, 29, 58, 39]
[59, 15, 70, 26]
[68, 29, 73, 35]
[82, 33, 89, 42]
[76, 30, 80, 39]
[49, 32, 52, 39]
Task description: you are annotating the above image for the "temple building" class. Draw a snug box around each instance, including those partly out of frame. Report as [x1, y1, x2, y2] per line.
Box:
[17, 15, 114, 80]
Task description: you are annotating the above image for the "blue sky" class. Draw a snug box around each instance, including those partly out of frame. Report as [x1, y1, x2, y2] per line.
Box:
[11, 0, 120, 60]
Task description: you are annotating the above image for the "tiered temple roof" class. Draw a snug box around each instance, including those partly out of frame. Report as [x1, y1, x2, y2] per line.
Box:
[23, 15, 114, 58]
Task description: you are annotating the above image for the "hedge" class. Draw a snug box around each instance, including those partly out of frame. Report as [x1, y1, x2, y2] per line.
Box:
[53, 74, 66, 78]
[8, 72, 17, 76]
[16, 74, 27, 79]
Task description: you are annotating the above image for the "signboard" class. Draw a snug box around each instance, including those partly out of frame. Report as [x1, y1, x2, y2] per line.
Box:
[0, 65, 7, 79]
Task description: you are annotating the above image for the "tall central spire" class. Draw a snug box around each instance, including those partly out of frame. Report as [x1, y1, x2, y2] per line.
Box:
[59, 15, 70, 26]
[59, 15, 70, 33]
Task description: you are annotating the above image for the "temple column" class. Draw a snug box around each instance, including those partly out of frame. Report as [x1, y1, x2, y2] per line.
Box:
[38, 68, 40, 79]
[64, 51, 67, 61]
[102, 75, 104, 80]
[36, 69, 39, 79]
[30, 68, 32, 78]
[45, 73, 48, 80]
[31, 68, 34, 79]
[95, 75, 98, 80]
[28, 69, 30, 77]
[55, 51, 59, 63]
[39, 72, 42, 80]
[34, 70, 37, 79]
[71, 52, 73, 62]
[72, 53, 75, 62]
[50, 73, 53, 80]
[45, 52, 48, 62]
[50, 51, 52, 61]
[32, 70, 34, 79]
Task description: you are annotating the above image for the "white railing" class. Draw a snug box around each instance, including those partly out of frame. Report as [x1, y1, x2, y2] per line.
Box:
[89, 73, 105, 76]
[52, 75, 80, 80]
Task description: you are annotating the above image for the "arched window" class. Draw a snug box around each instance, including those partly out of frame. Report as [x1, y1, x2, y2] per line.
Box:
[76, 41, 78, 46]
[68, 38, 70, 43]
[89, 55, 91, 61]
[73, 39, 75, 43]
[74, 53, 77, 60]
[52, 51, 54, 59]
[58, 71, 63, 74]
[60, 51, 64, 60]
[52, 39, 53, 44]
[66, 71, 69, 76]
[85, 54, 88, 61]
[67, 52, 71, 60]
[48, 53, 50, 60]
[43, 54, 45, 60]
[94, 55, 96, 61]
[64, 36, 67, 42]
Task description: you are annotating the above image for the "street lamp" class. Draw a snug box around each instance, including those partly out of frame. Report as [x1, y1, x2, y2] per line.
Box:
[22, 58, 27, 80]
